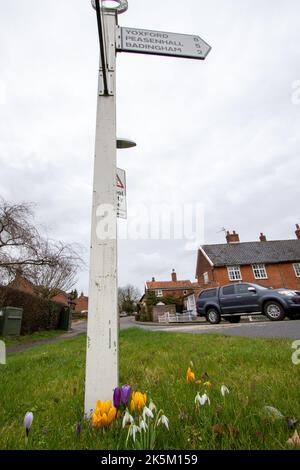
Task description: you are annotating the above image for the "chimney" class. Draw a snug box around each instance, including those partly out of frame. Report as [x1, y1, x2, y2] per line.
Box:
[259, 233, 267, 242]
[171, 269, 177, 282]
[152, 277, 155, 282]
[226, 230, 240, 244]
[296, 224, 300, 240]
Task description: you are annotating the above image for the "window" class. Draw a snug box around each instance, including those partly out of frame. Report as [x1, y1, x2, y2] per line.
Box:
[236, 284, 251, 294]
[222, 285, 235, 295]
[227, 266, 242, 281]
[199, 289, 217, 299]
[155, 289, 163, 297]
[252, 264, 268, 280]
[203, 272, 209, 285]
[294, 263, 300, 278]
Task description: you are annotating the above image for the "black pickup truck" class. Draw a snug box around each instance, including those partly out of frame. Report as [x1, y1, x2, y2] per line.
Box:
[196, 282, 300, 324]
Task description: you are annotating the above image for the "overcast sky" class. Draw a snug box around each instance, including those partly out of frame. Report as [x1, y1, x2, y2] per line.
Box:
[1, 0, 300, 294]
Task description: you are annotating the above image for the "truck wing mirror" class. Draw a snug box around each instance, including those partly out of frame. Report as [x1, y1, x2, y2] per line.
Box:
[248, 287, 256, 293]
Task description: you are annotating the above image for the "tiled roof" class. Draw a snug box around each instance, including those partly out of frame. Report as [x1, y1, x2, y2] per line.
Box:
[201, 240, 300, 266]
[146, 280, 193, 290]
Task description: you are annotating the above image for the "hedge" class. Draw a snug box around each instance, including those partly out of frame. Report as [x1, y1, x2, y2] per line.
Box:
[0, 286, 66, 335]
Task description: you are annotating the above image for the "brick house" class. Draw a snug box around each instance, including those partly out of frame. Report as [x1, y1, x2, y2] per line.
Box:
[144, 270, 195, 301]
[140, 270, 200, 318]
[196, 225, 300, 290]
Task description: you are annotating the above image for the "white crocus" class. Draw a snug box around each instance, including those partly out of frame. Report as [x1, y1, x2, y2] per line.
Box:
[221, 385, 230, 397]
[122, 410, 134, 428]
[195, 392, 210, 406]
[157, 415, 169, 430]
[143, 406, 154, 420]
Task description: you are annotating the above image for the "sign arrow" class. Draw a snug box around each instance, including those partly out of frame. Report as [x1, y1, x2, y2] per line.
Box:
[117, 26, 211, 60]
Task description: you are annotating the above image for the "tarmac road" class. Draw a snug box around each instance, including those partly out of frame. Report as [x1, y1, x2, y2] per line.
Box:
[121, 316, 300, 340]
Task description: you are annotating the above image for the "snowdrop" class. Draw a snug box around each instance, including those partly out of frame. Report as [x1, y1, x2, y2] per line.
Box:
[122, 410, 134, 428]
[221, 385, 230, 397]
[143, 406, 154, 421]
[195, 392, 210, 406]
[157, 415, 169, 430]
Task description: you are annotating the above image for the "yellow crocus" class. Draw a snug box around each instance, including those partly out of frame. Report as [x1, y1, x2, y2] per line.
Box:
[204, 381, 212, 389]
[92, 400, 117, 428]
[187, 367, 195, 384]
[130, 391, 147, 412]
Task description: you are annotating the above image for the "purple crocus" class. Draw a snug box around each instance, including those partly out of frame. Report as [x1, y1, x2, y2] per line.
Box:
[121, 384, 132, 407]
[113, 387, 122, 409]
[24, 412, 33, 437]
[76, 422, 81, 437]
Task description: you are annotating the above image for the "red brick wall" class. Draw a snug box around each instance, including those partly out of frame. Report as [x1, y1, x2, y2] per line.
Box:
[198, 263, 300, 290]
[75, 295, 88, 313]
[152, 304, 176, 322]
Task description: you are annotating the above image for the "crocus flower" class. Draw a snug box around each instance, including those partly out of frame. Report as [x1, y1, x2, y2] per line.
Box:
[221, 385, 230, 397]
[186, 367, 195, 384]
[121, 384, 132, 407]
[113, 387, 122, 409]
[76, 422, 81, 437]
[130, 391, 147, 413]
[204, 381, 212, 389]
[24, 412, 33, 437]
[92, 400, 117, 428]
[157, 415, 169, 430]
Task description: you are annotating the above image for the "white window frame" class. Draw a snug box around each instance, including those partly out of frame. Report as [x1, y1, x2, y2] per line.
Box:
[227, 266, 242, 281]
[293, 263, 300, 278]
[203, 272, 209, 285]
[155, 289, 163, 297]
[252, 264, 268, 280]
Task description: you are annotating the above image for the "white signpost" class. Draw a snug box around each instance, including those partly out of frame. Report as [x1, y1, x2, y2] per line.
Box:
[117, 26, 211, 60]
[85, 0, 211, 416]
[116, 168, 127, 219]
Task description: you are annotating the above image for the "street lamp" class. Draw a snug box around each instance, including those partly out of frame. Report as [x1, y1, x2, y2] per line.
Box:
[117, 138, 136, 149]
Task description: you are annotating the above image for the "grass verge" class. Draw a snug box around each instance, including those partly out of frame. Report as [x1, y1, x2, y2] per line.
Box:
[0, 330, 65, 348]
[0, 328, 299, 450]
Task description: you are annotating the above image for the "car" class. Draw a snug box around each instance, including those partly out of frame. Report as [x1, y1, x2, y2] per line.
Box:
[196, 282, 300, 324]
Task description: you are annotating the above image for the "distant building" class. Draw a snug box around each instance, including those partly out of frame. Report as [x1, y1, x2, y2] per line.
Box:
[196, 224, 300, 290]
[8, 271, 88, 314]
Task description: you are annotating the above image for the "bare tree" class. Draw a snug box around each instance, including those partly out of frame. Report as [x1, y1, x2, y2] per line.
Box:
[118, 284, 141, 314]
[0, 198, 84, 298]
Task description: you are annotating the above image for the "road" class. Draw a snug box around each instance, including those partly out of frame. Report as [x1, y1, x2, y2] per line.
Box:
[120, 316, 300, 340]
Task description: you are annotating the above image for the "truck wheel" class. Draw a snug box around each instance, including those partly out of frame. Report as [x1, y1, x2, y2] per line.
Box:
[206, 308, 221, 325]
[227, 316, 241, 324]
[264, 301, 285, 321]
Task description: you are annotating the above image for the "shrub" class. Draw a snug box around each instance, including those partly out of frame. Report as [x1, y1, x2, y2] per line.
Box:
[0, 286, 65, 335]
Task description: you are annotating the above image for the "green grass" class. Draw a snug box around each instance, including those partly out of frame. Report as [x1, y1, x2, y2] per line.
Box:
[0, 328, 299, 450]
[0, 330, 65, 348]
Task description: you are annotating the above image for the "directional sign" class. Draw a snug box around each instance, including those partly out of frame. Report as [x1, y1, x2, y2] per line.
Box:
[117, 26, 211, 60]
[116, 168, 127, 219]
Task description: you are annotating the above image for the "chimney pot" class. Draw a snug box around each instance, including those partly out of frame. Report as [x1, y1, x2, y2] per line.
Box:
[171, 270, 177, 282]
[259, 233, 267, 242]
[226, 230, 240, 244]
[296, 224, 300, 240]
[152, 277, 155, 282]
